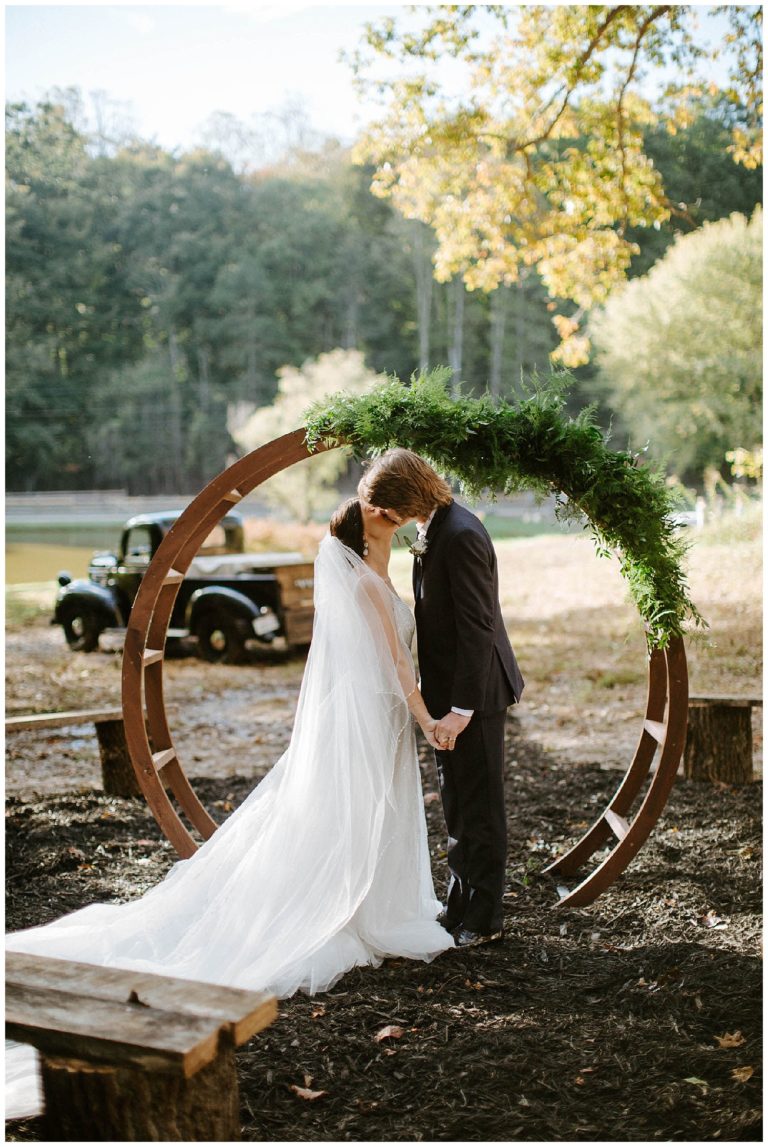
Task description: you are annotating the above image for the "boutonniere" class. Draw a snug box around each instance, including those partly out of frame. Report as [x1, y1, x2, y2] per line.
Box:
[409, 535, 429, 557]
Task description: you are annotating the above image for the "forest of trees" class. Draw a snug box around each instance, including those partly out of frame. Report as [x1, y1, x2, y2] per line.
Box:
[6, 88, 762, 494]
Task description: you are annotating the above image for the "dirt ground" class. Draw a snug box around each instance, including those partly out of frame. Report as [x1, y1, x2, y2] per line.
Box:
[5, 525, 762, 1141]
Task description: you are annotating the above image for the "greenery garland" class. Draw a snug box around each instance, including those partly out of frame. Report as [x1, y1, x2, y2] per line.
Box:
[305, 368, 705, 650]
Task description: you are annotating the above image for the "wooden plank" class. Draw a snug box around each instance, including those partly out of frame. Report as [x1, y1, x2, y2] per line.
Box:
[643, 719, 667, 744]
[6, 982, 222, 1077]
[6, 953, 277, 1047]
[142, 648, 164, 666]
[604, 809, 630, 840]
[151, 748, 176, 771]
[6, 709, 123, 733]
[689, 694, 762, 708]
[162, 569, 184, 585]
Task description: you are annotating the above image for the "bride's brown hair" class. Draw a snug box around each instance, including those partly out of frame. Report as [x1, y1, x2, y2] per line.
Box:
[329, 497, 365, 558]
[358, 448, 452, 519]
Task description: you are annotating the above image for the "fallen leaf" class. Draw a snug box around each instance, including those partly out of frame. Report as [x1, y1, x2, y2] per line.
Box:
[579, 1067, 596, 1074]
[311, 1005, 326, 1019]
[715, 1031, 746, 1049]
[464, 979, 485, 991]
[289, 1084, 327, 1101]
[423, 792, 440, 804]
[355, 1099, 379, 1114]
[684, 1076, 709, 1092]
[575, 1076, 585, 1086]
[303, 1073, 313, 1088]
[731, 1066, 754, 1084]
[374, 1024, 404, 1043]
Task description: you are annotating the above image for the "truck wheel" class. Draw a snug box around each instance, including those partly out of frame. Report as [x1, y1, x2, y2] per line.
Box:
[195, 613, 248, 664]
[62, 608, 102, 653]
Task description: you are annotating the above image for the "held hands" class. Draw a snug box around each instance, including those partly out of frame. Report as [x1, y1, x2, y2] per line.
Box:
[434, 711, 472, 752]
[420, 717, 442, 750]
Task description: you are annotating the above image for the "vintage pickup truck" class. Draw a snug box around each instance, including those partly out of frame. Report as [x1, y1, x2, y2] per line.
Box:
[53, 510, 315, 662]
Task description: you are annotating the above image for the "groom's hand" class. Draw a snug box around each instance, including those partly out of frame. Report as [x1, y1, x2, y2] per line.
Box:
[435, 711, 471, 751]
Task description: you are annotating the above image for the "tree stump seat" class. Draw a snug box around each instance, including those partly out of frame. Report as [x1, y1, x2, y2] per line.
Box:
[684, 694, 762, 784]
[7, 708, 145, 799]
[6, 951, 277, 1141]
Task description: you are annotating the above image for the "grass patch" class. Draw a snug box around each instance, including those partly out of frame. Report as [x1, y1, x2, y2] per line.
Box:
[695, 500, 761, 547]
[6, 585, 54, 627]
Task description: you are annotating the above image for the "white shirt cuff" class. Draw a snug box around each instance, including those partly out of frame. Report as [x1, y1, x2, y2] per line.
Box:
[451, 706, 474, 717]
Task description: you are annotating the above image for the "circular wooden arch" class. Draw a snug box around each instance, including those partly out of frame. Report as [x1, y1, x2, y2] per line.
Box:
[121, 427, 688, 907]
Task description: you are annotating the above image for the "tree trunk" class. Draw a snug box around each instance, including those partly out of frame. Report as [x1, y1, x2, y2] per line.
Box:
[511, 277, 526, 393]
[40, 1046, 241, 1142]
[683, 702, 753, 783]
[344, 289, 360, 349]
[449, 276, 465, 392]
[168, 328, 186, 491]
[197, 346, 211, 414]
[489, 285, 508, 397]
[412, 224, 433, 371]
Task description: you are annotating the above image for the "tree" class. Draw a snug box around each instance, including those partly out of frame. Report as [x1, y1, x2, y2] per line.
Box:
[232, 349, 386, 522]
[589, 209, 762, 479]
[351, 5, 763, 364]
[6, 100, 146, 489]
[625, 95, 764, 277]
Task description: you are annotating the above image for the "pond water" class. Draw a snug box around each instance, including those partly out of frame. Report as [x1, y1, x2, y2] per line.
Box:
[5, 542, 98, 585]
[5, 523, 124, 585]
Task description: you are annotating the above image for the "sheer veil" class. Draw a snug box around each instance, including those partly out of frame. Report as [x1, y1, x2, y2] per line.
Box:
[6, 535, 446, 1118]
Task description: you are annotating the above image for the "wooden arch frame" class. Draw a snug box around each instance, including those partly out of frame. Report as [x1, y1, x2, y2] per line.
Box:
[121, 427, 688, 907]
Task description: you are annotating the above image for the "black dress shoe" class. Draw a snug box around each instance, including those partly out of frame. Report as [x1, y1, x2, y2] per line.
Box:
[436, 910, 458, 933]
[455, 927, 504, 949]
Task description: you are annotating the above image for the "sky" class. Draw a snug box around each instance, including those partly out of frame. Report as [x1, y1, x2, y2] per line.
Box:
[5, 2, 739, 156]
[5, 2, 402, 151]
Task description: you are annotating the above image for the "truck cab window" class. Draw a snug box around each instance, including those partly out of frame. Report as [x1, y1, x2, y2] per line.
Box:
[123, 528, 154, 565]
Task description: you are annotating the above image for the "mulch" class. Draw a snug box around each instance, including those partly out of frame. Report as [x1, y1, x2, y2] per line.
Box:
[5, 719, 762, 1142]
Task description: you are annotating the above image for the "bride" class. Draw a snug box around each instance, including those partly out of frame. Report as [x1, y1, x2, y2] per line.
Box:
[6, 498, 454, 1117]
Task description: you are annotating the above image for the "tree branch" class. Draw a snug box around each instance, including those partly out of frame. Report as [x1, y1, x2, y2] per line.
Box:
[615, 8, 667, 233]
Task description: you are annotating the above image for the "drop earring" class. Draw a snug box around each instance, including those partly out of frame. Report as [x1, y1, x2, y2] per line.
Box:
[362, 536, 369, 557]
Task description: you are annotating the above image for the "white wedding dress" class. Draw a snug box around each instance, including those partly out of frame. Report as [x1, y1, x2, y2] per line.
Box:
[6, 535, 453, 1119]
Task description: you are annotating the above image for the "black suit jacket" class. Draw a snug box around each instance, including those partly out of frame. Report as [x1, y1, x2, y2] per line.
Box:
[413, 500, 525, 716]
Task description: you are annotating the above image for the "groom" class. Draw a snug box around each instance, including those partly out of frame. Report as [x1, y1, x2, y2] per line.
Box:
[359, 448, 524, 948]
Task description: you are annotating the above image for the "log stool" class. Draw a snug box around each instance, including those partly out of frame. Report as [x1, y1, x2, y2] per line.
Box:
[684, 695, 762, 783]
[6, 951, 277, 1141]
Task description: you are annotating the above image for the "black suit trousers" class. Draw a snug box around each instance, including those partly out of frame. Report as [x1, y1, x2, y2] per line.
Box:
[435, 709, 507, 934]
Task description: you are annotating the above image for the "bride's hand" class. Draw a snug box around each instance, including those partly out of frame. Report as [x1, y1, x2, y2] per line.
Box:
[421, 717, 442, 750]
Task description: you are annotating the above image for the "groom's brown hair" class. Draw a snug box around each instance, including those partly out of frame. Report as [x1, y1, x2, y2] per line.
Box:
[359, 448, 452, 519]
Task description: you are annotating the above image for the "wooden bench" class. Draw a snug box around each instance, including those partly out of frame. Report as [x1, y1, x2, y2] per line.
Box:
[684, 694, 762, 783]
[6, 951, 277, 1141]
[5, 708, 140, 798]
